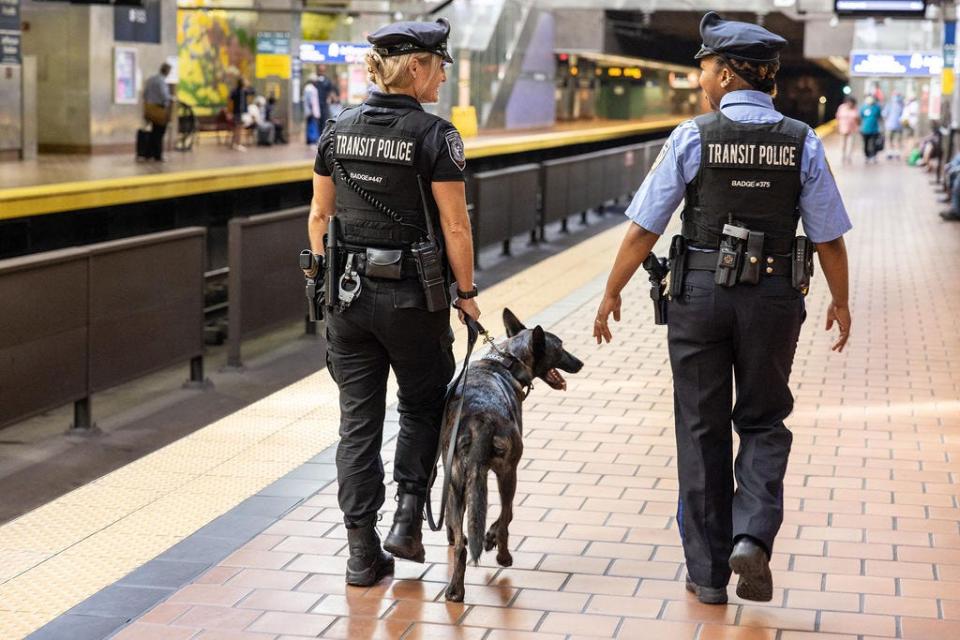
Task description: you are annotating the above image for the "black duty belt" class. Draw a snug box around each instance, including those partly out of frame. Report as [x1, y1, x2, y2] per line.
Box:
[686, 250, 791, 277]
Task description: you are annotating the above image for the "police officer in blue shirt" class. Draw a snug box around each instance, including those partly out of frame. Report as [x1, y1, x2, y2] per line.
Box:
[594, 12, 852, 605]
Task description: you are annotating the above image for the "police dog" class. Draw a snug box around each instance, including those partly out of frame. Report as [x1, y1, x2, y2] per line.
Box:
[440, 308, 584, 601]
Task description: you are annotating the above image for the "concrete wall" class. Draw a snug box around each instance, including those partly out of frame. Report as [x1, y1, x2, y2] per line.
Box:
[21, 0, 176, 153]
[21, 1, 91, 150]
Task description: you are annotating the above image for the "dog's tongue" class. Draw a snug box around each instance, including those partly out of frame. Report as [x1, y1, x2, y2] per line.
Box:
[545, 368, 567, 391]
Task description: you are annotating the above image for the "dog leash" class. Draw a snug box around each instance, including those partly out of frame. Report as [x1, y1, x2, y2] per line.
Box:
[425, 314, 486, 532]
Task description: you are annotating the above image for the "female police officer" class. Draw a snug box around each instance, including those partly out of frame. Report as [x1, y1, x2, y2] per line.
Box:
[594, 13, 852, 605]
[303, 18, 480, 586]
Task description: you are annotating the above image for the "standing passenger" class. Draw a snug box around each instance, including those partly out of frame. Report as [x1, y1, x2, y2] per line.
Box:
[142, 63, 172, 162]
[593, 12, 852, 605]
[302, 18, 480, 587]
[883, 92, 905, 159]
[835, 96, 859, 165]
[303, 73, 321, 145]
[860, 96, 882, 164]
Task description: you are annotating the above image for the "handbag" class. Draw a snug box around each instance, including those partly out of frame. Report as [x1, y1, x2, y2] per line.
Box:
[875, 131, 885, 152]
[144, 103, 170, 126]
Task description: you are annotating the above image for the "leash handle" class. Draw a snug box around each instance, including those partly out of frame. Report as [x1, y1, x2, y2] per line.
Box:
[425, 315, 481, 532]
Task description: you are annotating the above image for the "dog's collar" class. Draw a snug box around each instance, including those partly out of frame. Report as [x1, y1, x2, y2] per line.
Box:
[481, 351, 534, 398]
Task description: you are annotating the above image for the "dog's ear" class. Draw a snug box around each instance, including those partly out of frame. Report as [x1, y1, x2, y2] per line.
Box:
[503, 308, 526, 337]
[531, 326, 546, 363]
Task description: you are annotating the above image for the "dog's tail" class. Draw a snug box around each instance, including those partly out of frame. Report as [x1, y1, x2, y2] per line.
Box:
[466, 422, 493, 566]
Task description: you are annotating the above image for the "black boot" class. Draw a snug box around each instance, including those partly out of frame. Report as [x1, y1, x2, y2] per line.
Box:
[729, 537, 773, 602]
[345, 514, 394, 587]
[383, 492, 425, 563]
[684, 574, 728, 605]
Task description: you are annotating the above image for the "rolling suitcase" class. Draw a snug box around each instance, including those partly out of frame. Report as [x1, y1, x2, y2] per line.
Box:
[136, 128, 150, 159]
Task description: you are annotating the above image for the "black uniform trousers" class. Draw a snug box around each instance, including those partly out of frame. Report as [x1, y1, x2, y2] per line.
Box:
[325, 275, 455, 526]
[668, 269, 805, 588]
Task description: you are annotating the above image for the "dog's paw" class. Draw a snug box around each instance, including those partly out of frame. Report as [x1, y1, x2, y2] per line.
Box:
[484, 529, 497, 552]
[496, 551, 513, 567]
[445, 583, 465, 602]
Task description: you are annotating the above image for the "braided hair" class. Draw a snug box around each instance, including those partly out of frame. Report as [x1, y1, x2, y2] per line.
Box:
[720, 56, 780, 96]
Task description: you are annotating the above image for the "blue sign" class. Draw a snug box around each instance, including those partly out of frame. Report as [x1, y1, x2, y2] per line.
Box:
[300, 41, 371, 64]
[850, 51, 943, 77]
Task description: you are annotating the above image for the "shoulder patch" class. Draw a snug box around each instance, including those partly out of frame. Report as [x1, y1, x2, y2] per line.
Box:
[649, 139, 670, 174]
[444, 129, 466, 171]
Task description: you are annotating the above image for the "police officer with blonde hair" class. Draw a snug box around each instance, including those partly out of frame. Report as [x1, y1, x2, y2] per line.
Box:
[594, 13, 852, 605]
[303, 18, 479, 587]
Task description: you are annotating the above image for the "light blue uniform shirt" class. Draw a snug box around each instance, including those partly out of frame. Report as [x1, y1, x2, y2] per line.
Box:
[626, 90, 852, 244]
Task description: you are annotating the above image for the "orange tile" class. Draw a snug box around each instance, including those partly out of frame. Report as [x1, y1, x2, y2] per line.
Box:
[320, 617, 412, 639]
[247, 611, 336, 636]
[900, 617, 960, 640]
[168, 584, 252, 607]
[699, 625, 777, 640]
[404, 622, 489, 640]
[139, 603, 191, 625]
[616, 619, 698, 639]
[863, 594, 939, 618]
[460, 605, 545, 631]
[584, 594, 662, 618]
[819, 612, 897, 638]
[383, 600, 467, 625]
[511, 588, 589, 612]
[111, 623, 197, 640]
[563, 574, 638, 596]
[662, 600, 737, 625]
[538, 612, 621, 637]
[175, 605, 260, 630]
[786, 589, 861, 612]
[226, 569, 308, 590]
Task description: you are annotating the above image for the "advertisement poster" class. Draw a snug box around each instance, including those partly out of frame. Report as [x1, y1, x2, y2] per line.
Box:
[114, 46, 139, 105]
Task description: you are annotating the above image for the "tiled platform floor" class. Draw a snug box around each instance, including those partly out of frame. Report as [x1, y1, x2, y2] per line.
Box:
[25, 139, 960, 639]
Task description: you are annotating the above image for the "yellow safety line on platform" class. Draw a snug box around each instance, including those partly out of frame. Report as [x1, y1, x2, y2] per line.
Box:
[0, 119, 682, 221]
[0, 221, 631, 640]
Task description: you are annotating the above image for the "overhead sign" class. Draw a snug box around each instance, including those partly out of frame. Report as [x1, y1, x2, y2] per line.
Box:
[850, 51, 942, 77]
[0, 0, 20, 64]
[834, 0, 927, 17]
[257, 31, 290, 55]
[300, 41, 371, 65]
[114, 0, 160, 44]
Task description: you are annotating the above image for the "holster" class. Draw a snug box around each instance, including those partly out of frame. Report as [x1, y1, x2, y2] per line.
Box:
[668, 235, 687, 299]
[791, 236, 814, 294]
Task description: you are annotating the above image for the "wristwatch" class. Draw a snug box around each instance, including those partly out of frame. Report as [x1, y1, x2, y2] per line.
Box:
[456, 285, 479, 299]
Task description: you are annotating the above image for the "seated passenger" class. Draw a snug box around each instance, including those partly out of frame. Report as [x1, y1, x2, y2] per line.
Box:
[917, 124, 942, 173]
[265, 95, 287, 144]
[247, 96, 276, 146]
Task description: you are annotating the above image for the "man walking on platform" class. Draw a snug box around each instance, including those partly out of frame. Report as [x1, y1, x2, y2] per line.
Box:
[143, 63, 172, 162]
[593, 12, 852, 606]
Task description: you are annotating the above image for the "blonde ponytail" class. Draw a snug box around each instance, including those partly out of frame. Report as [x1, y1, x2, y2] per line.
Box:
[365, 50, 442, 95]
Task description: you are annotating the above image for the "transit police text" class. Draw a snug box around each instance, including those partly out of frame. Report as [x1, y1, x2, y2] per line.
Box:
[707, 143, 798, 168]
[336, 134, 415, 164]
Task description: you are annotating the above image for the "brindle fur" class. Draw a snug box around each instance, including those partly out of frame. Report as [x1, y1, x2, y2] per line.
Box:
[440, 308, 583, 601]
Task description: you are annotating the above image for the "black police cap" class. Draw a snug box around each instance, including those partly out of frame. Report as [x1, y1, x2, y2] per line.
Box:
[367, 18, 453, 64]
[694, 12, 786, 64]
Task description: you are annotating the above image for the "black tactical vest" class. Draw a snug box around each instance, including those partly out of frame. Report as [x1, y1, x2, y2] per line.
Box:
[681, 110, 808, 255]
[329, 105, 440, 249]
